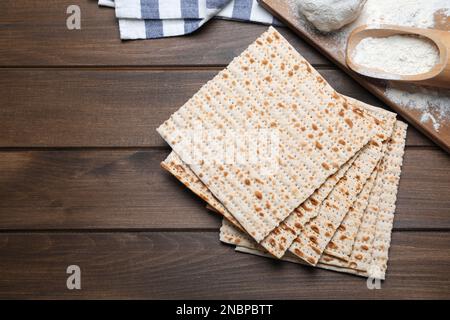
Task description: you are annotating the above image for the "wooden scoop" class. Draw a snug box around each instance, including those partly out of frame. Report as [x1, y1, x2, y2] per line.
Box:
[346, 24, 450, 88]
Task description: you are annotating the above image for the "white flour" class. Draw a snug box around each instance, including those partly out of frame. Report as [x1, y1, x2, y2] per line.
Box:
[360, 0, 450, 132]
[332, 0, 450, 56]
[349, 0, 450, 132]
[324, 0, 449, 49]
[359, 0, 450, 28]
[385, 86, 450, 131]
[352, 35, 440, 76]
[291, 0, 450, 132]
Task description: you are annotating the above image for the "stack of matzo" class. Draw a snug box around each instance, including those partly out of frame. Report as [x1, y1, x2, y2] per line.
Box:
[158, 27, 407, 280]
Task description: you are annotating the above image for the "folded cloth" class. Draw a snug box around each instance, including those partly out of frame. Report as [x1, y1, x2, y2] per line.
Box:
[114, 0, 230, 19]
[98, 0, 115, 8]
[99, 0, 281, 40]
[216, 0, 278, 24]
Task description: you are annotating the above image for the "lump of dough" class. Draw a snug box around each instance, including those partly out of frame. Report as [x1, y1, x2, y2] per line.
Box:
[298, 0, 367, 32]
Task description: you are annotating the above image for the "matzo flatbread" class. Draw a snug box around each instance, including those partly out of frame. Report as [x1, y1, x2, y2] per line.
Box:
[162, 100, 394, 257]
[157, 27, 377, 242]
[259, 98, 396, 258]
[235, 246, 371, 278]
[220, 219, 256, 247]
[367, 121, 407, 278]
[220, 123, 406, 279]
[220, 219, 374, 278]
[221, 234, 370, 278]
[318, 121, 407, 279]
[167, 146, 357, 254]
[288, 127, 391, 265]
[258, 154, 356, 257]
[319, 98, 397, 262]
[323, 167, 378, 260]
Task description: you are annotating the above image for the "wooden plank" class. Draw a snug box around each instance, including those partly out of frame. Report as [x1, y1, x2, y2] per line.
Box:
[259, 0, 450, 154]
[0, 68, 431, 147]
[0, 0, 327, 67]
[0, 148, 448, 230]
[0, 231, 448, 299]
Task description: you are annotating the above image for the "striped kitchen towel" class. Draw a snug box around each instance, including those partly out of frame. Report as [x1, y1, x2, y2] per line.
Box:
[98, 0, 281, 40]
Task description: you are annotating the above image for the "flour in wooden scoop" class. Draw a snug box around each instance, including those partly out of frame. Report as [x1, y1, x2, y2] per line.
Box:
[352, 35, 440, 76]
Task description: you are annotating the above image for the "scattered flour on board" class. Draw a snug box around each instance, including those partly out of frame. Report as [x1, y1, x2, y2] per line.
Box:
[290, 0, 450, 131]
[359, 0, 450, 132]
[385, 87, 450, 131]
[352, 35, 440, 76]
[290, 0, 450, 51]
[347, 0, 450, 44]
[359, 0, 450, 28]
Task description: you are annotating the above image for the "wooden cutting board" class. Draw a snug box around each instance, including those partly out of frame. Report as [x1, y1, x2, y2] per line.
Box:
[259, 0, 450, 153]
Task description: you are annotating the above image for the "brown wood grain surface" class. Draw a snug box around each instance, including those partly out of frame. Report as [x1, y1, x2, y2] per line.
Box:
[0, 232, 448, 299]
[0, 148, 449, 231]
[0, 0, 449, 299]
[0, 0, 328, 67]
[0, 68, 431, 147]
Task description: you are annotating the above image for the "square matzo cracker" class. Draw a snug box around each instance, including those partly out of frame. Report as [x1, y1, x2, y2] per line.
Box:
[157, 27, 378, 242]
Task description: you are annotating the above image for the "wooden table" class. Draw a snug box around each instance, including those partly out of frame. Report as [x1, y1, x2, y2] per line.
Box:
[0, 1, 449, 299]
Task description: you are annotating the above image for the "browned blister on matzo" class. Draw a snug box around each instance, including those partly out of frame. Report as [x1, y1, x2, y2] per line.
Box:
[157, 27, 377, 243]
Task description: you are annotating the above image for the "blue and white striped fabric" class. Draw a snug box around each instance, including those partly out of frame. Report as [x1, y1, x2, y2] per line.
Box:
[98, 0, 281, 40]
